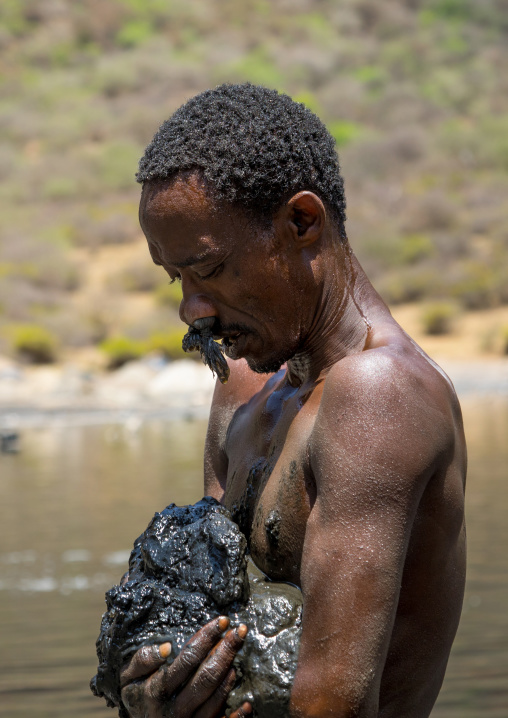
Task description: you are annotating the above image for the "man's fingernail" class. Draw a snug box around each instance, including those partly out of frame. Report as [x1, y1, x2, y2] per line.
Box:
[236, 624, 248, 639]
[158, 642, 171, 659]
[242, 702, 253, 715]
[218, 616, 230, 631]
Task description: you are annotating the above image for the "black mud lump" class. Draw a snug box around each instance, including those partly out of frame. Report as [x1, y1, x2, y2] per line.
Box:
[91, 497, 302, 718]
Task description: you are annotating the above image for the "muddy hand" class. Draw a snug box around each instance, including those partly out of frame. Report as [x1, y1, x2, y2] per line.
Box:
[120, 617, 249, 718]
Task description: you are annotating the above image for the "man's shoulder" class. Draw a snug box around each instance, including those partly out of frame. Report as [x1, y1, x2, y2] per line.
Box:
[322, 341, 457, 415]
[313, 342, 461, 476]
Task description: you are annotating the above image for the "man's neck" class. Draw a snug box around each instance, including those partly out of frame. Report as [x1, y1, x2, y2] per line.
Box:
[285, 248, 373, 387]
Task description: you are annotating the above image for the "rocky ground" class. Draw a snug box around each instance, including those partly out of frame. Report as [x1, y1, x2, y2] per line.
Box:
[0, 355, 216, 429]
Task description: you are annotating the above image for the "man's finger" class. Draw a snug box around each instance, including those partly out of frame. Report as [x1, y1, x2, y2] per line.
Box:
[173, 624, 248, 715]
[228, 702, 253, 718]
[120, 642, 171, 687]
[193, 668, 236, 718]
[145, 616, 231, 700]
[122, 680, 163, 718]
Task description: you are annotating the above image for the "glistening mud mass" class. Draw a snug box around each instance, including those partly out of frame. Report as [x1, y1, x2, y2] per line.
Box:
[91, 497, 302, 717]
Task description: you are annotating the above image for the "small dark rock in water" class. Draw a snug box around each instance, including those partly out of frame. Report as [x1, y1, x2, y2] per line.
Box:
[91, 497, 302, 718]
[0, 430, 20, 454]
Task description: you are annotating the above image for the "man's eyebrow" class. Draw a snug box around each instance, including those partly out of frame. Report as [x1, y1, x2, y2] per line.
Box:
[149, 243, 224, 268]
[151, 253, 209, 268]
[172, 252, 218, 269]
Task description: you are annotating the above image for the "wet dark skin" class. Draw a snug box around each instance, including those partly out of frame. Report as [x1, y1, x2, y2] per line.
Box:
[121, 171, 466, 718]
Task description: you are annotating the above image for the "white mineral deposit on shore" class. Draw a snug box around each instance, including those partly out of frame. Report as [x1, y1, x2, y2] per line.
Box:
[0, 355, 215, 423]
[0, 354, 507, 426]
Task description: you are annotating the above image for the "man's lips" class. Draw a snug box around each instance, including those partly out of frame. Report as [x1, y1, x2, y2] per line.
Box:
[218, 332, 242, 347]
[220, 333, 246, 358]
[210, 323, 253, 357]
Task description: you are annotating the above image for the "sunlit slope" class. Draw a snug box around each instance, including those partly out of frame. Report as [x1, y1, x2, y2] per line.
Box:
[1, 0, 508, 361]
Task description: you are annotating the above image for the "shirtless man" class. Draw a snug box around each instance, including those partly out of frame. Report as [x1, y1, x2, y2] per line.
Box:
[119, 84, 466, 718]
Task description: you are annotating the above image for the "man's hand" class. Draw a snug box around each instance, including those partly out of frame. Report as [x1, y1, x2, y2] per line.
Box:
[120, 616, 252, 718]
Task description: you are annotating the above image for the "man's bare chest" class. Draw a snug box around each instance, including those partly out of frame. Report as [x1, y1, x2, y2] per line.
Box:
[222, 384, 320, 585]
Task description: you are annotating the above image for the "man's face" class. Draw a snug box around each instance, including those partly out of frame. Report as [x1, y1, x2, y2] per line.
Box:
[139, 175, 311, 374]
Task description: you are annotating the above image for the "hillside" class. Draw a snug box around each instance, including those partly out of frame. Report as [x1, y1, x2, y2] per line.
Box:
[1, 0, 508, 365]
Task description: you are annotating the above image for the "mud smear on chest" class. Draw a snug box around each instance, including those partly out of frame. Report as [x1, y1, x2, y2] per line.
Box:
[91, 497, 302, 718]
[230, 458, 274, 541]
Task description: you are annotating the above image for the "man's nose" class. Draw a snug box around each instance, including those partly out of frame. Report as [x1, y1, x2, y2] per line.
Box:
[179, 292, 217, 328]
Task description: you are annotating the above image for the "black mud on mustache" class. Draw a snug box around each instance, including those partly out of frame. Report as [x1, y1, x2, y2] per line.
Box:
[182, 319, 230, 384]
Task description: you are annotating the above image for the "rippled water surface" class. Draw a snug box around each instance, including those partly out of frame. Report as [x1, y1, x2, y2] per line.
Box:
[0, 398, 506, 717]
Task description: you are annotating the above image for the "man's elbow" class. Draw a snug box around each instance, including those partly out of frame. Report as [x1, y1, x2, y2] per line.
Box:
[289, 671, 378, 718]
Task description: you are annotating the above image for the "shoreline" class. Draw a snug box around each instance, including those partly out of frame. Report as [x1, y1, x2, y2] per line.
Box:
[1, 354, 507, 429]
[0, 357, 216, 428]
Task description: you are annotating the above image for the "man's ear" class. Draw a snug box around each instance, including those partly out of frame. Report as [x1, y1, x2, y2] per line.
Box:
[285, 192, 326, 247]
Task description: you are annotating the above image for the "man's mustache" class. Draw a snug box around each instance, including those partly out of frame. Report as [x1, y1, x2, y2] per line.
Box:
[182, 317, 251, 384]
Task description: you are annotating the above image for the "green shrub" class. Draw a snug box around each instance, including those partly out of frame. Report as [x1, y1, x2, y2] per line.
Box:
[73, 206, 139, 247]
[359, 233, 405, 270]
[421, 302, 457, 335]
[399, 234, 435, 265]
[500, 326, 508, 356]
[420, 0, 475, 24]
[8, 324, 58, 363]
[353, 65, 387, 94]
[42, 177, 79, 200]
[0, 0, 32, 36]
[481, 324, 508, 355]
[449, 263, 499, 310]
[49, 41, 75, 68]
[328, 120, 362, 148]
[92, 56, 143, 97]
[361, 233, 434, 270]
[100, 335, 145, 369]
[147, 330, 189, 360]
[0, 232, 81, 291]
[97, 142, 142, 191]
[155, 281, 182, 307]
[116, 20, 153, 48]
[377, 268, 441, 305]
[292, 92, 321, 115]
[294, 11, 336, 45]
[215, 47, 284, 89]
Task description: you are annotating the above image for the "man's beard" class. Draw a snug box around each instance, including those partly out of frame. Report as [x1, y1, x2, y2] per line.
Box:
[245, 354, 286, 375]
[245, 337, 300, 375]
[182, 318, 298, 380]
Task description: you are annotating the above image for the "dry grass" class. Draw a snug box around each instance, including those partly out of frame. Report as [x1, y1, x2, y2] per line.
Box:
[391, 304, 508, 361]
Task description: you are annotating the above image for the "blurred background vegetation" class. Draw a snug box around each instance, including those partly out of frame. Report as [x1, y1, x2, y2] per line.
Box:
[1, 0, 508, 366]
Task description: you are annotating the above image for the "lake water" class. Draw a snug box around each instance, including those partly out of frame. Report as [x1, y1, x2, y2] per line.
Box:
[0, 397, 507, 717]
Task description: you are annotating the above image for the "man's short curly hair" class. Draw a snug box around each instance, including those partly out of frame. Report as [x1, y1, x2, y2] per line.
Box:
[137, 83, 346, 230]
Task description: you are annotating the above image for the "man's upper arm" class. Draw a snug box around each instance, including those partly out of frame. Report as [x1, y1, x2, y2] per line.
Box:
[290, 353, 451, 717]
[203, 395, 229, 501]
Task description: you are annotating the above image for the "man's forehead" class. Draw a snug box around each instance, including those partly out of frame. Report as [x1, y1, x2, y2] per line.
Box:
[140, 177, 267, 262]
[140, 178, 259, 243]
[140, 175, 216, 221]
